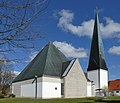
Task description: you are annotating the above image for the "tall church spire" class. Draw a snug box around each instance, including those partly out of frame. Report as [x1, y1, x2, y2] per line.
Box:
[87, 8, 108, 71]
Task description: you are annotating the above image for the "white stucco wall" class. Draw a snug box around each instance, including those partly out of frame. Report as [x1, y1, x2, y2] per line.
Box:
[87, 70, 99, 89]
[87, 82, 92, 97]
[42, 76, 61, 98]
[12, 76, 62, 98]
[12, 83, 21, 97]
[12, 77, 42, 97]
[91, 83, 95, 96]
[100, 69, 108, 88]
[21, 82, 42, 98]
[87, 69, 108, 90]
[42, 82, 61, 98]
[21, 83, 35, 97]
[113, 90, 120, 96]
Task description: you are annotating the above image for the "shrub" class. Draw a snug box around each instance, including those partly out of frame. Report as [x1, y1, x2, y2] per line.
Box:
[9, 93, 15, 98]
[0, 93, 5, 98]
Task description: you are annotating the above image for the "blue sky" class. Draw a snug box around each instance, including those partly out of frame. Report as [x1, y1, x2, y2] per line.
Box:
[12, 0, 120, 80]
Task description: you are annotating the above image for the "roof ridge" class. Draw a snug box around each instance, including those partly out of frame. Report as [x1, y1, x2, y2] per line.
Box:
[53, 44, 65, 62]
[26, 44, 49, 77]
[52, 44, 69, 76]
[95, 10, 107, 69]
[43, 43, 51, 75]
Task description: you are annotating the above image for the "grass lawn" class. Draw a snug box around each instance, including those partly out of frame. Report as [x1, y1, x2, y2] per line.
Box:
[0, 97, 120, 103]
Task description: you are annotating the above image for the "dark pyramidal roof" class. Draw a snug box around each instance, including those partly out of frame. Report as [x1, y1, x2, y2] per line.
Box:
[13, 42, 68, 83]
[87, 9, 108, 71]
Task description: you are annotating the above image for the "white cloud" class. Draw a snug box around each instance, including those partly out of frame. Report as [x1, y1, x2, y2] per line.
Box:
[26, 51, 39, 63]
[29, 51, 39, 61]
[101, 17, 120, 38]
[53, 41, 87, 58]
[58, 9, 120, 39]
[108, 46, 120, 55]
[58, 9, 94, 37]
[14, 71, 20, 76]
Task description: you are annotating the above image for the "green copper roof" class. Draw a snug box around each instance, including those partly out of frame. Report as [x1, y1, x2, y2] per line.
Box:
[13, 42, 68, 83]
[87, 10, 108, 71]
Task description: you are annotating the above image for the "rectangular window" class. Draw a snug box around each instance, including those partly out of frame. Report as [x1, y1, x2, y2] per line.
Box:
[61, 83, 64, 95]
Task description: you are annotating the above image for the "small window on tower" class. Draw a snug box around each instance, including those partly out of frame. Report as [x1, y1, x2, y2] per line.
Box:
[55, 87, 57, 90]
[116, 91, 119, 93]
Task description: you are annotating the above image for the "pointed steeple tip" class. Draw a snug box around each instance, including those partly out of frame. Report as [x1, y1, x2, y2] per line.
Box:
[94, 7, 99, 23]
[45, 42, 53, 47]
[95, 6, 99, 17]
[96, 6, 98, 12]
[47, 42, 53, 45]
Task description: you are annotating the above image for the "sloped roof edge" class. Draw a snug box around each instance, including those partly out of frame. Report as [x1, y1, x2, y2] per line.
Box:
[62, 58, 76, 77]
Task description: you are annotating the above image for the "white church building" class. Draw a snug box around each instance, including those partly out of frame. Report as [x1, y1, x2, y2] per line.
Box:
[12, 10, 108, 98]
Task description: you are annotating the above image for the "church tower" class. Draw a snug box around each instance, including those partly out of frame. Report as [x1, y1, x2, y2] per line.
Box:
[87, 9, 108, 92]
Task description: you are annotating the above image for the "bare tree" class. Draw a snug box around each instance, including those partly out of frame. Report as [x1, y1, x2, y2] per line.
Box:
[102, 86, 109, 97]
[0, 0, 50, 62]
[0, 60, 14, 92]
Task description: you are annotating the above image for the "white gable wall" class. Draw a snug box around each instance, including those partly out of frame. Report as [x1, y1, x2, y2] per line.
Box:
[63, 59, 87, 98]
